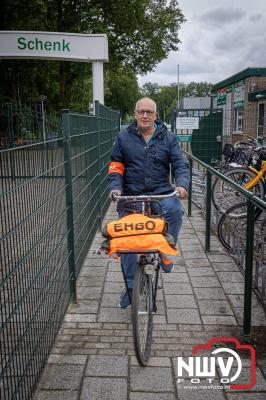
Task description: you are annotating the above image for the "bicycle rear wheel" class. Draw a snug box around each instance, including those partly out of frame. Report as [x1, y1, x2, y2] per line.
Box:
[132, 264, 153, 366]
[212, 168, 264, 215]
[217, 202, 247, 251]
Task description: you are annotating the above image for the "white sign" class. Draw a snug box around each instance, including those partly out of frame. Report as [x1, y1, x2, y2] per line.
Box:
[0, 31, 108, 62]
[176, 117, 199, 130]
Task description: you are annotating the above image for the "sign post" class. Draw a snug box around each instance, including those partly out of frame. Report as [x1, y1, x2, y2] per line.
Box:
[0, 31, 109, 105]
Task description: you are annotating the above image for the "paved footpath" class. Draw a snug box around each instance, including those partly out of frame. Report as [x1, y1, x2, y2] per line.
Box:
[34, 202, 266, 400]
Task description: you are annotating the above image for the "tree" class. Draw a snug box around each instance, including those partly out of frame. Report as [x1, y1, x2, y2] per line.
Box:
[105, 67, 140, 122]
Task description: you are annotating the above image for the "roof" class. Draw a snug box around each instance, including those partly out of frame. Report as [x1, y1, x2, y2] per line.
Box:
[212, 67, 266, 91]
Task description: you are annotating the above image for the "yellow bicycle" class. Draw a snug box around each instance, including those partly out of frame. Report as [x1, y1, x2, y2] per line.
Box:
[212, 149, 266, 216]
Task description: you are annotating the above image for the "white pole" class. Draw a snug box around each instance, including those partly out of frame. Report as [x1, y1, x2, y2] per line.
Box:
[92, 61, 104, 106]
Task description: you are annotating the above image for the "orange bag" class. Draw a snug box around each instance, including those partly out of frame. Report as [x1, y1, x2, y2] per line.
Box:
[102, 213, 167, 238]
[101, 214, 178, 263]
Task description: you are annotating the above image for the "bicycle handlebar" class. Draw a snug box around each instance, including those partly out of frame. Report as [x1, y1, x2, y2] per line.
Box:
[111, 190, 180, 202]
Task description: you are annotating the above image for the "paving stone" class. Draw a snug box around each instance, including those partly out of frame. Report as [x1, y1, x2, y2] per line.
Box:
[167, 309, 201, 324]
[34, 390, 78, 400]
[190, 276, 221, 288]
[130, 366, 174, 392]
[80, 377, 127, 400]
[217, 271, 244, 282]
[207, 254, 234, 263]
[182, 251, 209, 260]
[98, 307, 131, 323]
[185, 259, 211, 267]
[106, 271, 124, 282]
[201, 315, 237, 325]
[104, 282, 125, 293]
[221, 282, 245, 294]
[83, 258, 108, 267]
[165, 294, 198, 309]
[38, 365, 84, 390]
[130, 393, 176, 400]
[67, 301, 99, 314]
[162, 273, 190, 282]
[131, 356, 171, 367]
[85, 355, 128, 376]
[194, 287, 227, 300]
[176, 383, 225, 400]
[101, 293, 122, 307]
[77, 276, 105, 286]
[187, 267, 215, 276]
[77, 287, 102, 299]
[226, 394, 266, 400]
[163, 283, 193, 295]
[47, 355, 87, 364]
[64, 314, 96, 323]
[212, 262, 240, 272]
[198, 300, 233, 315]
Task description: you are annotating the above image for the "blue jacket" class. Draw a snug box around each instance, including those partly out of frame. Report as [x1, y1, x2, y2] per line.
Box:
[108, 119, 190, 195]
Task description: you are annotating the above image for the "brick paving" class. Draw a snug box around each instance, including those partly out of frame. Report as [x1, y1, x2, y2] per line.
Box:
[34, 202, 266, 400]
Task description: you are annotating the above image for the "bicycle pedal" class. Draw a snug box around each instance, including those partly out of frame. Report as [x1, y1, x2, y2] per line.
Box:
[144, 263, 155, 274]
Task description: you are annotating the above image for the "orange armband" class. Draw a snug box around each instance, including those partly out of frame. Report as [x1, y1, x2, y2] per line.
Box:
[108, 161, 125, 175]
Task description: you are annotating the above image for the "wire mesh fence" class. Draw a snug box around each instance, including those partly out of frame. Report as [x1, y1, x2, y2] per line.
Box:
[0, 103, 61, 149]
[0, 102, 119, 399]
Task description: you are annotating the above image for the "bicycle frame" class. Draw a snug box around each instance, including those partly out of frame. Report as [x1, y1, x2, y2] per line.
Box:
[245, 161, 266, 190]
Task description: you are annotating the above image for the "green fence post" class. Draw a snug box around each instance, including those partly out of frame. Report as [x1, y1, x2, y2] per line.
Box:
[205, 170, 212, 252]
[188, 157, 193, 217]
[62, 109, 77, 302]
[243, 199, 255, 336]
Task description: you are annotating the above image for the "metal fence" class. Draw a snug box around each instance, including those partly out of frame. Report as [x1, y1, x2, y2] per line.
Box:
[0, 102, 120, 400]
[0, 103, 61, 148]
[186, 152, 266, 333]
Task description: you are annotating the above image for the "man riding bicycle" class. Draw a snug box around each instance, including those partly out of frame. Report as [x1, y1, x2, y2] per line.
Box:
[108, 97, 190, 308]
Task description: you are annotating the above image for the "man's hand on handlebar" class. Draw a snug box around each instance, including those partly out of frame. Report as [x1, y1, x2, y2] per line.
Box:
[109, 190, 122, 201]
[175, 186, 188, 199]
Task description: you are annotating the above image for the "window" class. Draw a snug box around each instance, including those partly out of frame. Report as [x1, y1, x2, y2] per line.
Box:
[233, 108, 243, 133]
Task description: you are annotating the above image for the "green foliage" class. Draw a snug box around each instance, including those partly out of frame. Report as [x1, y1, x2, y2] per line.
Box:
[105, 67, 140, 121]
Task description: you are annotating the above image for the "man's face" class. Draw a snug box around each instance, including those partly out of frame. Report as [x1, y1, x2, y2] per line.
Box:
[134, 99, 158, 132]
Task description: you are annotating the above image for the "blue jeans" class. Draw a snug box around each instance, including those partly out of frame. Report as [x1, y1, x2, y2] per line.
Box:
[118, 196, 184, 289]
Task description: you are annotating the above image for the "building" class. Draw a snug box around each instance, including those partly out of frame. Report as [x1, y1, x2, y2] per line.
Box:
[211, 67, 266, 144]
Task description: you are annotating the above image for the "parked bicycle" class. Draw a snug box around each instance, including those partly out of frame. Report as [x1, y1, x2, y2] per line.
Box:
[98, 190, 179, 366]
[210, 137, 259, 174]
[217, 200, 266, 253]
[212, 144, 266, 215]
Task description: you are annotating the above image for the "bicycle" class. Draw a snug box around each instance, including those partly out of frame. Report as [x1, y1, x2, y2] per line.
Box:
[217, 200, 266, 253]
[212, 146, 266, 215]
[102, 190, 180, 366]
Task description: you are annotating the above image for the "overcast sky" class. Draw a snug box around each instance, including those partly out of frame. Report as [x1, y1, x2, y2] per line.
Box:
[138, 0, 266, 87]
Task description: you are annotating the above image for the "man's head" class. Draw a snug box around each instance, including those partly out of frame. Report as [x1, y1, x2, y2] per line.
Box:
[134, 97, 158, 133]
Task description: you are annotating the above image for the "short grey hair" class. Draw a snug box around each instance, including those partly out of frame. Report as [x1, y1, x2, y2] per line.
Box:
[135, 97, 157, 112]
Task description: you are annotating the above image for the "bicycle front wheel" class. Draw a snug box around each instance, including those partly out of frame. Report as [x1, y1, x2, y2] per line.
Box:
[212, 168, 264, 214]
[132, 264, 153, 366]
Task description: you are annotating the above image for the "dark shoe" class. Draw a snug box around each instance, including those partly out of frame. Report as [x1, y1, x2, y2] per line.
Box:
[119, 289, 132, 309]
[161, 264, 175, 273]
